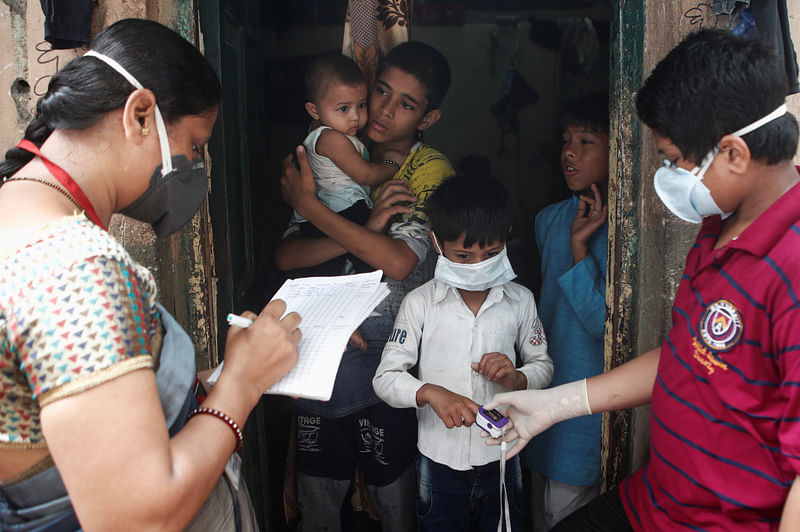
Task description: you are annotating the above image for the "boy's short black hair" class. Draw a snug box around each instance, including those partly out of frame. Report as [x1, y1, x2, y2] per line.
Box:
[560, 91, 609, 136]
[636, 29, 798, 165]
[426, 173, 511, 249]
[378, 41, 451, 111]
[305, 54, 364, 103]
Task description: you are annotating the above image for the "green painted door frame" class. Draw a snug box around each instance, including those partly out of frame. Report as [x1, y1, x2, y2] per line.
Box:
[602, 0, 741, 490]
[604, 0, 645, 490]
[199, 3, 292, 530]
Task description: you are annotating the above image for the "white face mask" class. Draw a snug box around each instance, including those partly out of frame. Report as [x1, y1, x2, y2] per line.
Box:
[653, 103, 788, 224]
[432, 232, 517, 291]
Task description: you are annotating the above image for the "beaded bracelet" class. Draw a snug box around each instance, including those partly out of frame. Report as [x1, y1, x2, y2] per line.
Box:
[188, 407, 243, 452]
[381, 159, 401, 169]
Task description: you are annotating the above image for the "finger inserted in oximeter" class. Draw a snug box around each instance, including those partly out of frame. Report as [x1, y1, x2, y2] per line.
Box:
[476, 406, 509, 438]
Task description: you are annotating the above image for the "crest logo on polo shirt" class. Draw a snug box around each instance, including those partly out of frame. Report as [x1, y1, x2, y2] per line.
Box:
[699, 299, 743, 351]
[528, 316, 547, 346]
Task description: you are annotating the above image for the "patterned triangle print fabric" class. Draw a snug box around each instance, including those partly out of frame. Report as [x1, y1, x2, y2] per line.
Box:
[0, 215, 158, 448]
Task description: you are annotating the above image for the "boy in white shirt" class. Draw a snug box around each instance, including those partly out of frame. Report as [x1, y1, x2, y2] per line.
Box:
[373, 173, 554, 530]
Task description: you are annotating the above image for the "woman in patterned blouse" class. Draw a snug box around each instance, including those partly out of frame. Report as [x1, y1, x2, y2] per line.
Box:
[0, 18, 300, 531]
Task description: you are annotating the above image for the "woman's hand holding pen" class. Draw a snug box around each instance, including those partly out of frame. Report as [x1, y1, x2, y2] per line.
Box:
[222, 300, 302, 403]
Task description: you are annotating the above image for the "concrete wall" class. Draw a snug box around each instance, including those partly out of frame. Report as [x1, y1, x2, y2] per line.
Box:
[0, 1, 161, 150]
[0, 2, 80, 151]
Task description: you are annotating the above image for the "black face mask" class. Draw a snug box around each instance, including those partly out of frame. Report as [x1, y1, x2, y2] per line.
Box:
[121, 155, 208, 239]
[82, 50, 211, 239]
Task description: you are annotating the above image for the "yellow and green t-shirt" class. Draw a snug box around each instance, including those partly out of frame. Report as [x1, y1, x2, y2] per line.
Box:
[372, 143, 455, 239]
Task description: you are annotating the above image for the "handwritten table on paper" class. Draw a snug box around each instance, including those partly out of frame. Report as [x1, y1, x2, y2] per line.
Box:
[210, 270, 389, 401]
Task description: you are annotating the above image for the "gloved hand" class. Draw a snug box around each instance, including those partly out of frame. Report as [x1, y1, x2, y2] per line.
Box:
[483, 379, 591, 458]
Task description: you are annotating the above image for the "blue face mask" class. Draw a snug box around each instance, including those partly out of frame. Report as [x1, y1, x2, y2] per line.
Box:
[653, 103, 788, 224]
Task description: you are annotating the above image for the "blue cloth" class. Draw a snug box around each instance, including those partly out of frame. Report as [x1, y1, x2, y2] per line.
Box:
[522, 195, 607, 486]
[416, 454, 524, 531]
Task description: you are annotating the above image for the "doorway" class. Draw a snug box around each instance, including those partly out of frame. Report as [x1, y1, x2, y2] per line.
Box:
[200, 1, 615, 530]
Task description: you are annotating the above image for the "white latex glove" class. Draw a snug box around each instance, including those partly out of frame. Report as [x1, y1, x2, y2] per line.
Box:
[483, 379, 592, 459]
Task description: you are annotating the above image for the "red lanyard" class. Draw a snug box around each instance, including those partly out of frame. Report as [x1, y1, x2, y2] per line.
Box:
[17, 139, 106, 231]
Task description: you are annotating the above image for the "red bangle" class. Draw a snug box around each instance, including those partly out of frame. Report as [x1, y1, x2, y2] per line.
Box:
[188, 407, 243, 452]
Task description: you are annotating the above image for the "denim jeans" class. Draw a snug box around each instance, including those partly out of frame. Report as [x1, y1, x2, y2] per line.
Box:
[416, 453, 525, 531]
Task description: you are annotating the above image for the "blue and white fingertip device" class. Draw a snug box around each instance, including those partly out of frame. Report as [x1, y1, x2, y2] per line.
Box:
[476, 406, 509, 438]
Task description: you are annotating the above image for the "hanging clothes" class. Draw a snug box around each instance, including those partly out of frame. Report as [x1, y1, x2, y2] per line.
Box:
[749, 0, 799, 94]
[342, 0, 411, 85]
[527, 15, 602, 78]
[39, 0, 94, 50]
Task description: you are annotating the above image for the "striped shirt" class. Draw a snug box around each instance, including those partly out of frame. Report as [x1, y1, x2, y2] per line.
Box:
[621, 179, 800, 531]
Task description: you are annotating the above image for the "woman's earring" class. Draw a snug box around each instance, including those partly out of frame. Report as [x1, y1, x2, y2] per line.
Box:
[141, 126, 150, 136]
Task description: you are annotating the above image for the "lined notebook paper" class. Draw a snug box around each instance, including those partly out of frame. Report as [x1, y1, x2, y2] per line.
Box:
[209, 270, 389, 401]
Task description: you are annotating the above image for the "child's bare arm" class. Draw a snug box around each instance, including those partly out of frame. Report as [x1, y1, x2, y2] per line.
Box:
[416, 384, 480, 428]
[274, 232, 347, 271]
[275, 180, 414, 272]
[780, 476, 800, 531]
[315, 129, 399, 186]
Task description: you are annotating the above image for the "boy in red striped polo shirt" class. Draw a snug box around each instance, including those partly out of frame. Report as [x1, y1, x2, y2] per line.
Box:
[485, 28, 800, 531]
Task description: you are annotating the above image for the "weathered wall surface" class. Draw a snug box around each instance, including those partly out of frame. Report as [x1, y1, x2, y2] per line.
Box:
[605, 0, 645, 489]
[1, 2, 80, 151]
